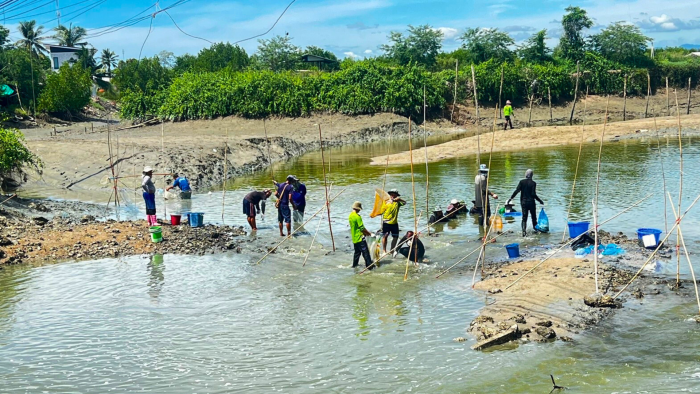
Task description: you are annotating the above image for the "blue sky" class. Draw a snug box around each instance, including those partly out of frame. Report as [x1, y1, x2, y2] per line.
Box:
[5, 0, 700, 59]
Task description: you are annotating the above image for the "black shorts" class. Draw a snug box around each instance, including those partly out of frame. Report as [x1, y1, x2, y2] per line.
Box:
[242, 198, 255, 218]
[382, 222, 399, 237]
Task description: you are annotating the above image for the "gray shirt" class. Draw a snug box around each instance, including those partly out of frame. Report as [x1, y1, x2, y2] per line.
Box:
[142, 175, 156, 194]
[474, 174, 489, 208]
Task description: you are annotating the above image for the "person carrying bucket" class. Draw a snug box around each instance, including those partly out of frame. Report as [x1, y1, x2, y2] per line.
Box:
[166, 173, 192, 199]
[348, 201, 374, 269]
[273, 176, 295, 237]
[380, 189, 406, 257]
[142, 166, 157, 226]
[508, 168, 544, 236]
[503, 100, 514, 130]
[474, 164, 498, 227]
[243, 189, 272, 231]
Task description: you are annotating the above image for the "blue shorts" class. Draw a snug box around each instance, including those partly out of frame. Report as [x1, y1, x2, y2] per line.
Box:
[277, 204, 291, 223]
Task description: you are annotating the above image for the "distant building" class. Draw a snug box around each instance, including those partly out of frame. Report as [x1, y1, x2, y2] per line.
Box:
[45, 45, 81, 71]
[301, 54, 337, 71]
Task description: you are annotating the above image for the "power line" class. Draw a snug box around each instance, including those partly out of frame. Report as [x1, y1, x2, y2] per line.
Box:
[163, 8, 212, 44]
[2, 0, 94, 22]
[138, 13, 153, 60]
[232, 0, 297, 45]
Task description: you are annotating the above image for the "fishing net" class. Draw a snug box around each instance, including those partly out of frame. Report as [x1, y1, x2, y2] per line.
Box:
[370, 189, 391, 218]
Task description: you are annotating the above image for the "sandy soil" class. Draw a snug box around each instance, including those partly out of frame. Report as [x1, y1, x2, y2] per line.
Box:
[372, 113, 700, 166]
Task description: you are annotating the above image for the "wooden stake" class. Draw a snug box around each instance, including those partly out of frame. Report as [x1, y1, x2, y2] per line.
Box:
[498, 65, 504, 119]
[161, 121, 164, 154]
[666, 77, 670, 116]
[303, 212, 325, 267]
[318, 124, 335, 252]
[263, 119, 274, 180]
[623, 75, 627, 121]
[563, 88, 589, 241]
[451, 60, 458, 122]
[569, 61, 580, 125]
[471, 64, 481, 166]
[222, 128, 228, 222]
[423, 86, 430, 235]
[473, 203, 500, 287]
[668, 194, 700, 314]
[592, 96, 610, 294]
[107, 121, 119, 208]
[527, 91, 534, 127]
[645, 71, 651, 118]
[675, 89, 683, 287]
[653, 114, 669, 235]
[548, 87, 552, 122]
[404, 118, 418, 281]
[687, 77, 692, 115]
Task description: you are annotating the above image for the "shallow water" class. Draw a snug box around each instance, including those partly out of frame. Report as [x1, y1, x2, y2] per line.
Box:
[3, 135, 700, 392]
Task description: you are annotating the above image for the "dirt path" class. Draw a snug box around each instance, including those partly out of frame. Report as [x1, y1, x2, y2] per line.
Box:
[372, 113, 700, 166]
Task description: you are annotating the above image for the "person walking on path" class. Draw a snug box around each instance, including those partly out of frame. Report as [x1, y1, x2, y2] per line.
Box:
[508, 169, 544, 236]
[474, 164, 498, 227]
[290, 175, 307, 229]
[503, 100, 514, 130]
[273, 176, 294, 237]
[380, 189, 406, 256]
[349, 201, 374, 269]
[166, 173, 192, 199]
[243, 189, 272, 231]
[142, 166, 157, 226]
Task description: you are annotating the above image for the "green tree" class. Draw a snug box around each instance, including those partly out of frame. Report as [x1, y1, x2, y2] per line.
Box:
[54, 24, 87, 47]
[173, 54, 197, 74]
[459, 28, 515, 63]
[15, 20, 49, 57]
[113, 57, 173, 94]
[380, 24, 443, 69]
[0, 26, 10, 48]
[100, 49, 118, 76]
[193, 42, 249, 72]
[303, 45, 340, 70]
[157, 50, 175, 68]
[0, 127, 41, 189]
[38, 63, 91, 117]
[556, 6, 593, 61]
[590, 22, 650, 67]
[253, 35, 301, 71]
[74, 47, 98, 74]
[518, 29, 551, 63]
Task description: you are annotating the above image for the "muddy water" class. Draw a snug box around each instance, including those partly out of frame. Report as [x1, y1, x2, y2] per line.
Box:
[3, 136, 700, 392]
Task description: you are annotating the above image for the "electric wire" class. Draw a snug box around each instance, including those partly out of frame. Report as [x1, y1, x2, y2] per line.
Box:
[3, 0, 94, 21]
[163, 8, 213, 44]
[232, 0, 296, 44]
[138, 15, 153, 60]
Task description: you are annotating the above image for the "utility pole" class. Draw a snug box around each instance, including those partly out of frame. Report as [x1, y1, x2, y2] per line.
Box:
[56, 0, 61, 27]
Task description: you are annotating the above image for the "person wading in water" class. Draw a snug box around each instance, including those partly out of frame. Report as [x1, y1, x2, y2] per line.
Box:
[508, 169, 544, 236]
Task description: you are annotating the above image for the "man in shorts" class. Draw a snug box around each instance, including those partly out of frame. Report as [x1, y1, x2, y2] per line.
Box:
[242, 189, 272, 231]
[381, 189, 406, 257]
[273, 176, 295, 237]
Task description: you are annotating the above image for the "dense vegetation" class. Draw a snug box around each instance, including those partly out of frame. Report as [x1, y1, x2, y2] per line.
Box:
[0, 125, 40, 187]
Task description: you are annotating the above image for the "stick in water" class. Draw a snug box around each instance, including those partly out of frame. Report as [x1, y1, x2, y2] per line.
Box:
[318, 124, 336, 252]
[404, 118, 418, 281]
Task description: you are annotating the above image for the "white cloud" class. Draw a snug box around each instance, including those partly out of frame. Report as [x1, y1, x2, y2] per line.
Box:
[344, 51, 360, 59]
[638, 14, 700, 32]
[435, 27, 459, 40]
[364, 49, 373, 54]
[650, 14, 671, 24]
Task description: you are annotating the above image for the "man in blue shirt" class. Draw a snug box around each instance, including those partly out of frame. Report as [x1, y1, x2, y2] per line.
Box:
[290, 175, 307, 229]
[273, 175, 294, 237]
[166, 173, 192, 199]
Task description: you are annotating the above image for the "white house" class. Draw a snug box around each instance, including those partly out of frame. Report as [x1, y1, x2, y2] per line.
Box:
[45, 44, 81, 71]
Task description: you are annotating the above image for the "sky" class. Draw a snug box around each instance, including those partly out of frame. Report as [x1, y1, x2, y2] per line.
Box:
[5, 0, 700, 60]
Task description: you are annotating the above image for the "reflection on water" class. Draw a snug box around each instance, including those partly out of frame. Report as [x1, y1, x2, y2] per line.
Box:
[148, 254, 164, 302]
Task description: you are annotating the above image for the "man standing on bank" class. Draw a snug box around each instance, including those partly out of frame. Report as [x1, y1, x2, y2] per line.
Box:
[503, 100, 514, 130]
[508, 169, 544, 236]
[349, 201, 374, 269]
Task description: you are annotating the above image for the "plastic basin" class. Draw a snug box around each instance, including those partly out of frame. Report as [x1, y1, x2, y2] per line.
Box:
[568, 221, 590, 239]
[188, 212, 204, 228]
[637, 228, 662, 248]
[505, 243, 520, 259]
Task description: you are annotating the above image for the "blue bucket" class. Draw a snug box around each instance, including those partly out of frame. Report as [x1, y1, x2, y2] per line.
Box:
[637, 228, 662, 248]
[188, 212, 204, 228]
[568, 221, 590, 239]
[505, 243, 520, 259]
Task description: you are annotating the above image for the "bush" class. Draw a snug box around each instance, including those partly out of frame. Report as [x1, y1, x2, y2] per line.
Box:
[37, 63, 91, 117]
[0, 127, 41, 186]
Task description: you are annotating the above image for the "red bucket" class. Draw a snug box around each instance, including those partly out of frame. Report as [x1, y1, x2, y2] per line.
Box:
[170, 214, 182, 225]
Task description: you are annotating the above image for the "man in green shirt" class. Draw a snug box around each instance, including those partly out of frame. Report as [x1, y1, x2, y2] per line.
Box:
[349, 201, 374, 269]
[503, 100, 514, 130]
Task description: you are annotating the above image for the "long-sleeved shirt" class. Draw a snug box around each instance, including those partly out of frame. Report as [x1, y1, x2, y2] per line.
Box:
[349, 211, 367, 244]
[142, 175, 155, 194]
[245, 191, 268, 211]
[510, 178, 543, 206]
[474, 174, 494, 208]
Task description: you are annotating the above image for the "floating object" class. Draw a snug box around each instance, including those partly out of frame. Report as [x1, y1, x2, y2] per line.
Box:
[149, 226, 162, 243]
[568, 221, 590, 239]
[637, 228, 662, 249]
[505, 243, 520, 259]
[171, 214, 181, 225]
[188, 212, 204, 228]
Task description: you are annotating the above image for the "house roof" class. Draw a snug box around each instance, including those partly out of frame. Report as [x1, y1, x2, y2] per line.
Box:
[45, 44, 82, 53]
[301, 54, 337, 63]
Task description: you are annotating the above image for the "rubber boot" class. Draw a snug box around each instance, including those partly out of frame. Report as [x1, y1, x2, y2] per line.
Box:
[521, 220, 527, 237]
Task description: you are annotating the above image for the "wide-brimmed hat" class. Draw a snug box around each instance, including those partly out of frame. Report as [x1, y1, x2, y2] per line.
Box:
[479, 164, 489, 173]
[450, 198, 459, 204]
[143, 166, 153, 173]
[388, 189, 401, 196]
[352, 201, 363, 211]
[506, 100, 512, 104]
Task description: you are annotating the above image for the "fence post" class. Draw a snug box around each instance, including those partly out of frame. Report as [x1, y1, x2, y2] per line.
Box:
[569, 61, 580, 125]
[688, 77, 692, 115]
[623, 75, 628, 121]
[548, 87, 552, 122]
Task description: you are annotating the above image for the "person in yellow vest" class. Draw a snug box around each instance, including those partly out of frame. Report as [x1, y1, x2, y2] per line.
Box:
[503, 100, 514, 130]
[349, 201, 374, 269]
[380, 189, 406, 257]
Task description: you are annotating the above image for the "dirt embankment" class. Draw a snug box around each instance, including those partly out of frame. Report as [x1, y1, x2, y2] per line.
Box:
[372, 113, 700, 165]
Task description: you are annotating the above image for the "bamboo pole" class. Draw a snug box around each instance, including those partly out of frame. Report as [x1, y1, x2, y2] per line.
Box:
[132, 144, 136, 201]
[451, 60, 458, 122]
[222, 128, 228, 222]
[471, 64, 481, 166]
[404, 118, 418, 281]
[675, 90, 683, 287]
[498, 65, 504, 119]
[318, 124, 336, 252]
[161, 121, 164, 154]
[548, 87, 552, 122]
[623, 75, 628, 121]
[256, 188, 346, 265]
[423, 86, 430, 235]
[527, 91, 534, 127]
[569, 61, 580, 125]
[653, 114, 668, 235]
[107, 124, 119, 208]
[435, 230, 510, 278]
[645, 72, 651, 118]
[263, 119, 274, 180]
[666, 77, 670, 115]
[0, 194, 17, 206]
[687, 77, 692, 115]
[592, 96, 609, 294]
[302, 212, 325, 267]
[473, 203, 500, 287]
[563, 88, 589, 241]
[402, 211, 423, 273]
[668, 193, 700, 314]
[507, 194, 653, 291]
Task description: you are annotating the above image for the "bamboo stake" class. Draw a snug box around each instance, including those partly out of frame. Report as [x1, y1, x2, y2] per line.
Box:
[507, 194, 653, 291]
[653, 114, 668, 235]
[256, 188, 346, 265]
[222, 128, 228, 222]
[403, 211, 423, 274]
[498, 65, 504, 119]
[623, 75, 627, 121]
[404, 118, 418, 281]
[613, 192, 700, 300]
[0, 194, 17, 206]
[668, 193, 700, 314]
[675, 90, 683, 287]
[527, 91, 534, 127]
[263, 119, 274, 180]
[592, 96, 610, 294]
[132, 144, 136, 202]
[318, 124, 335, 252]
[563, 88, 589, 241]
[666, 77, 670, 116]
[107, 124, 119, 208]
[687, 77, 692, 115]
[435, 230, 511, 279]
[474, 105, 499, 282]
[473, 203, 500, 286]
[302, 212, 325, 267]
[423, 86, 430, 235]
[161, 121, 164, 154]
[645, 72, 651, 118]
[451, 60, 458, 122]
[471, 64, 481, 166]
[548, 87, 552, 122]
[569, 61, 580, 125]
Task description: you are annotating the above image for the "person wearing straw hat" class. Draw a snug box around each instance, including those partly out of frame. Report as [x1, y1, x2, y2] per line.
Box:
[243, 189, 272, 231]
[166, 173, 192, 199]
[273, 175, 295, 237]
[380, 189, 406, 257]
[142, 166, 157, 226]
[508, 168, 544, 236]
[474, 164, 498, 227]
[503, 100, 514, 130]
[349, 201, 374, 269]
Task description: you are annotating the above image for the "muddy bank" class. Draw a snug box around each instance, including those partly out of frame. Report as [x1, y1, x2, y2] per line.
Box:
[372, 113, 700, 165]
